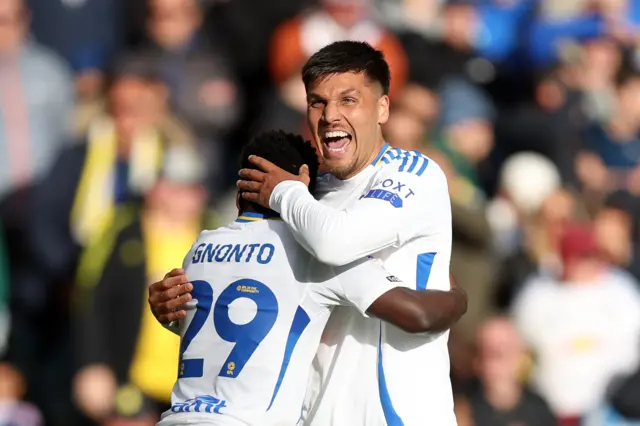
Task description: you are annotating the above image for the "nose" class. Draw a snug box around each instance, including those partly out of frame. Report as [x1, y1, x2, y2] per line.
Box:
[322, 101, 341, 124]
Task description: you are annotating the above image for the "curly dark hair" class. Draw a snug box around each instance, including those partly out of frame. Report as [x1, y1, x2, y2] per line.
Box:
[239, 130, 319, 214]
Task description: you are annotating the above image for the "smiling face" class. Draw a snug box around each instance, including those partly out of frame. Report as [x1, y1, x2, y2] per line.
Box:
[306, 72, 389, 179]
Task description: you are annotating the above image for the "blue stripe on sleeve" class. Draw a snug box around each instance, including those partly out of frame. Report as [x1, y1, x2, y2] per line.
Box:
[267, 306, 311, 410]
[406, 153, 421, 173]
[415, 157, 429, 176]
[416, 253, 436, 290]
[377, 323, 404, 426]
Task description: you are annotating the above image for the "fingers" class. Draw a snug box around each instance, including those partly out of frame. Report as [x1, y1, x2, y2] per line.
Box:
[248, 155, 276, 172]
[160, 274, 189, 291]
[154, 291, 193, 316]
[163, 268, 184, 279]
[236, 180, 262, 192]
[238, 168, 265, 182]
[165, 292, 193, 311]
[162, 282, 193, 301]
[299, 164, 310, 186]
[240, 192, 259, 203]
[158, 309, 187, 324]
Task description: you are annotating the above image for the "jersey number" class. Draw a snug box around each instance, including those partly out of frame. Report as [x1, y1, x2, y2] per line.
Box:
[178, 279, 278, 379]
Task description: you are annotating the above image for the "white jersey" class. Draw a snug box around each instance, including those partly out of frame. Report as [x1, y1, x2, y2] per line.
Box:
[270, 144, 456, 426]
[157, 213, 401, 426]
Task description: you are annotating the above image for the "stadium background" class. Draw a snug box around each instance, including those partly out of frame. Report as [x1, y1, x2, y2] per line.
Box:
[2, 0, 640, 425]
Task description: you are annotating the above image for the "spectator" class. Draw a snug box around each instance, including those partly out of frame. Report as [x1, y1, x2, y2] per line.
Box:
[384, 80, 440, 152]
[513, 223, 640, 422]
[261, 0, 408, 140]
[269, 0, 408, 97]
[0, 362, 43, 426]
[30, 70, 186, 283]
[594, 191, 640, 283]
[72, 145, 217, 424]
[488, 153, 579, 308]
[428, 78, 497, 342]
[27, 0, 125, 69]
[578, 66, 640, 199]
[120, 0, 242, 193]
[464, 316, 557, 426]
[0, 0, 73, 200]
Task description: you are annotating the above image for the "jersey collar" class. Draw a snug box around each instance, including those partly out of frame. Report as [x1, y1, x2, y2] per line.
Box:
[235, 212, 282, 223]
[370, 142, 392, 167]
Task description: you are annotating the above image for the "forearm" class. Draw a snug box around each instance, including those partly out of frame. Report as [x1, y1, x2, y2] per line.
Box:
[414, 288, 467, 333]
[368, 286, 468, 334]
[271, 181, 397, 265]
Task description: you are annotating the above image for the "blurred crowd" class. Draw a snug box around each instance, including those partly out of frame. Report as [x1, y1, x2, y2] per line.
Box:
[2, 0, 640, 425]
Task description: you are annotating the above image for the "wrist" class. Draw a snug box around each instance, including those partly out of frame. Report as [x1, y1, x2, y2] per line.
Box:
[269, 180, 310, 212]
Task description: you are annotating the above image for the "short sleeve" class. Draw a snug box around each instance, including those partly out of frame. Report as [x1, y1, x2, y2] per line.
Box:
[309, 256, 402, 317]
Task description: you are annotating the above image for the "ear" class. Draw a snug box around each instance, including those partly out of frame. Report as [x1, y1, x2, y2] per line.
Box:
[378, 94, 390, 125]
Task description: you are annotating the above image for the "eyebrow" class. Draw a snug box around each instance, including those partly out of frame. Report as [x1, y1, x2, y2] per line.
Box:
[307, 88, 361, 101]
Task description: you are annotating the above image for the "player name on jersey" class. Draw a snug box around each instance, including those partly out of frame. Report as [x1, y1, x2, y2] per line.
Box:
[191, 242, 275, 265]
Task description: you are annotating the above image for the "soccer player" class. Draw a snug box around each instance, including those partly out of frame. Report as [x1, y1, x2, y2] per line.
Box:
[152, 42, 464, 425]
[234, 41, 457, 426]
[156, 130, 466, 426]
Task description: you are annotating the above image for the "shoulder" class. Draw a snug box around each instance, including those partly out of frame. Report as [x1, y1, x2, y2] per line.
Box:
[367, 148, 448, 203]
[603, 268, 640, 299]
[24, 42, 72, 79]
[377, 148, 446, 182]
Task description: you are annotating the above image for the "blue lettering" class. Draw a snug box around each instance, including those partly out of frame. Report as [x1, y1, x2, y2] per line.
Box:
[245, 243, 260, 262]
[405, 188, 415, 199]
[381, 179, 393, 188]
[363, 189, 403, 208]
[228, 244, 248, 262]
[392, 181, 406, 192]
[170, 396, 227, 414]
[257, 244, 275, 264]
[192, 243, 206, 263]
[215, 244, 232, 262]
[203, 244, 219, 263]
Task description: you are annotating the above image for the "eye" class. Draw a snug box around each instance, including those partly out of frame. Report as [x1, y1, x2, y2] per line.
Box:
[308, 99, 325, 108]
[342, 97, 356, 104]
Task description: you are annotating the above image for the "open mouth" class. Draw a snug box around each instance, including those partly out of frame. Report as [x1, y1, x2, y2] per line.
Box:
[322, 130, 352, 156]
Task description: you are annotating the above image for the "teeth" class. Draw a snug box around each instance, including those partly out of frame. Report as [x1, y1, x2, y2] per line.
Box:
[324, 131, 349, 139]
[327, 145, 347, 152]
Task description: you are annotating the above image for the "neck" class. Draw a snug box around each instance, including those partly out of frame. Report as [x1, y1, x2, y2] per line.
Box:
[482, 380, 522, 411]
[238, 203, 278, 218]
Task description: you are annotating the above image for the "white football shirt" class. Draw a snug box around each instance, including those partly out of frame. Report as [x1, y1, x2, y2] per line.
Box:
[270, 143, 456, 426]
[157, 213, 401, 426]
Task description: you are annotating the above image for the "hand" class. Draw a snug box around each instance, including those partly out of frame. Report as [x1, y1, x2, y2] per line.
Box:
[73, 364, 117, 421]
[237, 155, 310, 209]
[148, 268, 193, 324]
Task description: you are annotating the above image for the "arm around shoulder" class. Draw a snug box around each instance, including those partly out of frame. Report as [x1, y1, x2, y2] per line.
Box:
[270, 162, 447, 266]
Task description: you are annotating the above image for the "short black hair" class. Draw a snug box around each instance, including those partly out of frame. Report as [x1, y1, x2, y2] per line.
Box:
[302, 41, 391, 95]
[239, 130, 319, 213]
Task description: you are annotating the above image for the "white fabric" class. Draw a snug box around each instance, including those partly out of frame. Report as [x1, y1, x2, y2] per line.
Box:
[512, 270, 640, 416]
[270, 146, 456, 426]
[158, 219, 400, 426]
